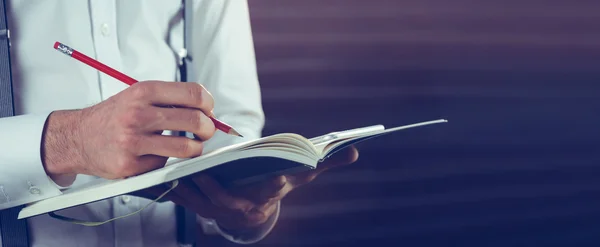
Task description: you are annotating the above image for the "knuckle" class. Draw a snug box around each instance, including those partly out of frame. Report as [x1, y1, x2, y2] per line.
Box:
[177, 139, 202, 157]
[188, 111, 202, 130]
[129, 83, 153, 100]
[272, 176, 287, 188]
[248, 206, 270, 225]
[129, 105, 147, 121]
[191, 113, 215, 140]
[115, 134, 141, 151]
[187, 84, 205, 106]
[248, 213, 267, 225]
[255, 212, 269, 224]
[188, 83, 214, 110]
[118, 105, 146, 129]
[177, 139, 192, 157]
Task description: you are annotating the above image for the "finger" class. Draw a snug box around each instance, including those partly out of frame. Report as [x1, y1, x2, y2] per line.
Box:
[192, 174, 255, 214]
[138, 135, 204, 158]
[252, 201, 278, 217]
[217, 200, 278, 230]
[141, 180, 231, 221]
[131, 81, 214, 114]
[298, 145, 359, 179]
[284, 146, 359, 186]
[244, 202, 278, 227]
[169, 179, 221, 217]
[257, 175, 289, 201]
[148, 106, 216, 140]
[232, 176, 289, 204]
[175, 177, 265, 229]
[319, 145, 359, 171]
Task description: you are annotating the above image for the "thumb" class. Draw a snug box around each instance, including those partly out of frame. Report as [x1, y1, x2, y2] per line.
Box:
[290, 145, 359, 185]
[319, 145, 359, 171]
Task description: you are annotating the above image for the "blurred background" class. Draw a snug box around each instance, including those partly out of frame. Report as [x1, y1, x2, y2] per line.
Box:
[202, 0, 600, 246]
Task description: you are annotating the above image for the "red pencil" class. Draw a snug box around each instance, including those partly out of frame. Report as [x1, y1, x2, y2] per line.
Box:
[53, 41, 243, 137]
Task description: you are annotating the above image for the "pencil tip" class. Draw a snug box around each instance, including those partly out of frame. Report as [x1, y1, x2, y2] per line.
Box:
[229, 129, 243, 138]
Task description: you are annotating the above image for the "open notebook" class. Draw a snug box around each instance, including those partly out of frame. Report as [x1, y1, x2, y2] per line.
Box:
[18, 119, 447, 219]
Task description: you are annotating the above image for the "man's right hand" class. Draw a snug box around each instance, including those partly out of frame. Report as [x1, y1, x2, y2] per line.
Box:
[41, 81, 217, 185]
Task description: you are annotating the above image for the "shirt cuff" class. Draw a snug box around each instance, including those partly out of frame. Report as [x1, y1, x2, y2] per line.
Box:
[0, 113, 63, 210]
[197, 201, 280, 244]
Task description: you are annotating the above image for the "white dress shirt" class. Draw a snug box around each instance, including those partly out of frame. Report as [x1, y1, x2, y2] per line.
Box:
[0, 0, 276, 246]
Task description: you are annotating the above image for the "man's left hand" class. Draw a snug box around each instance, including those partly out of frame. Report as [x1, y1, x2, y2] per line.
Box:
[140, 145, 359, 231]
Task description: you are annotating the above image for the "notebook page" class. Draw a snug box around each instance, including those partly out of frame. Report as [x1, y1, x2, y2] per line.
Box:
[310, 125, 385, 154]
[320, 119, 448, 159]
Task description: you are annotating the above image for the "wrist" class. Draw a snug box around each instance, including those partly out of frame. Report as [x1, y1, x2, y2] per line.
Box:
[41, 110, 85, 184]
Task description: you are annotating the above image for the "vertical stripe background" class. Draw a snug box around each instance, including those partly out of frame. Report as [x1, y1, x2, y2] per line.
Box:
[200, 1, 600, 246]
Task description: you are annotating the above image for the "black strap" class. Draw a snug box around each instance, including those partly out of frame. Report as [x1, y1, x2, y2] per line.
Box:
[0, 208, 28, 247]
[0, 0, 30, 246]
[0, 0, 12, 118]
[176, 0, 197, 246]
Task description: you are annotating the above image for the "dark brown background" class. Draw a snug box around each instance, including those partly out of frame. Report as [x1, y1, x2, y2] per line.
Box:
[200, 0, 600, 246]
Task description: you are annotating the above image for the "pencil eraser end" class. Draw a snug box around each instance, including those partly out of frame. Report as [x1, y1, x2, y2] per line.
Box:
[53, 42, 59, 49]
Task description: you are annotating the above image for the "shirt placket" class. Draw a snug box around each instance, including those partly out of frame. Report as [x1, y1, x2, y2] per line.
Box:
[88, 1, 143, 247]
[88, 0, 128, 101]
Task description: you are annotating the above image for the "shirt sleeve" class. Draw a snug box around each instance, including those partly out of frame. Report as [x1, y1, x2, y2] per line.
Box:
[0, 113, 63, 210]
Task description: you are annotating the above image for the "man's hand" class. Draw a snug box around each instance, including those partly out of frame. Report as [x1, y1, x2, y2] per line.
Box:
[41, 81, 216, 184]
[140, 145, 359, 231]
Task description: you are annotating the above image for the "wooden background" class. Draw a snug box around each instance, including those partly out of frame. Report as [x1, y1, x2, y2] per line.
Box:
[202, 0, 600, 246]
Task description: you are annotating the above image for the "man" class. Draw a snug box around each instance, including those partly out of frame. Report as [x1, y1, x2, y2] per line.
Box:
[0, 0, 359, 246]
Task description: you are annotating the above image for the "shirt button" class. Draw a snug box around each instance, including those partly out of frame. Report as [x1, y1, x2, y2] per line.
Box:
[100, 23, 110, 36]
[29, 186, 41, 195]
[120, 195, 131, 204]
